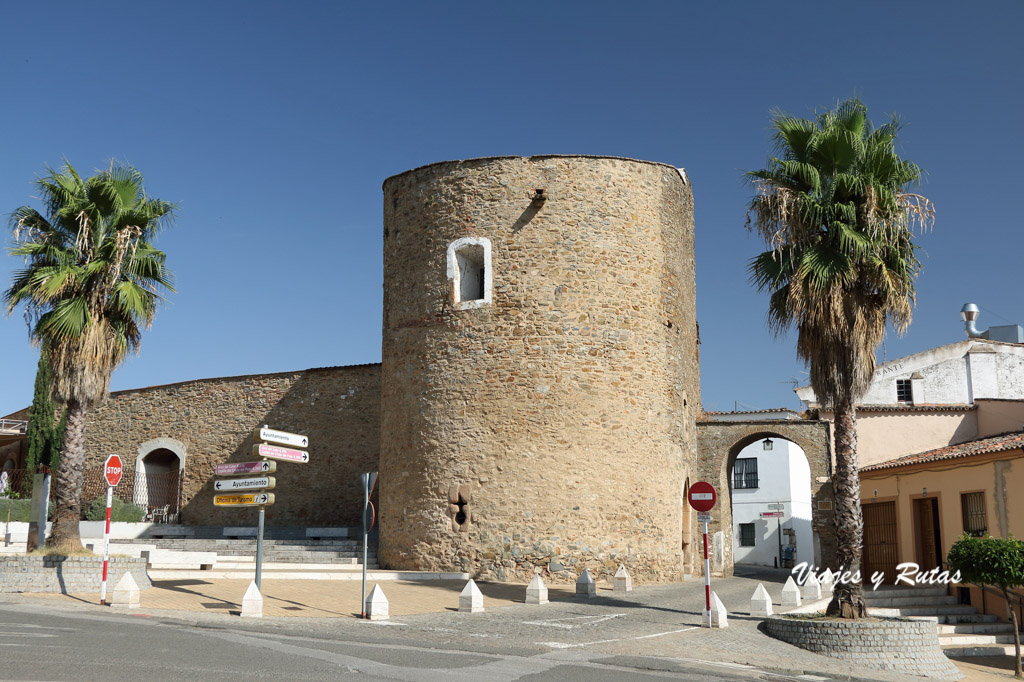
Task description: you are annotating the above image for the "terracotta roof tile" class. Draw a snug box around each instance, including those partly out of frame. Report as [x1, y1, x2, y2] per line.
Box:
[861, 431, 1024, 472]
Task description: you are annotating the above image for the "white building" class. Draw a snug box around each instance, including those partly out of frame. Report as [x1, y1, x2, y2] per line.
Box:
[730, 437, 813, 568]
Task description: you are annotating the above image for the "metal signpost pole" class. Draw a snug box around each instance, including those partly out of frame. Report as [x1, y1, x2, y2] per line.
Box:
[776, 501, 783, 567]
[702, 518, 711, 628]
[256, 503, 265, 590]
[100, 484, 113, 605]
[360, 473, 369, 619]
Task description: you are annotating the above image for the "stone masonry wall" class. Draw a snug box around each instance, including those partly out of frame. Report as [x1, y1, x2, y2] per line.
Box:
[695, 419, 836, 576]
[81, 365, 381, 527]
[380, 155, 700, 583]
[765, 616, 963, 679]
[0, 556, 151, 594]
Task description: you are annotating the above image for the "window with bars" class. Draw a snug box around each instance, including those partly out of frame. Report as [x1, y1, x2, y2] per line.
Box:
[739, 523, 755, 547]
[896, 378, 913, 402]
[961, 492, 987, 537]
[733, 458, 759, 489]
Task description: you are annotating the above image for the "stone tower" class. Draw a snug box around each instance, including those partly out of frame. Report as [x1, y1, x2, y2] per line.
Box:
[380, 155, 699, 582]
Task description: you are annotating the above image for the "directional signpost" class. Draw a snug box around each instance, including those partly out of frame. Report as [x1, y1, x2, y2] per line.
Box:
[213, 426, 309, 591]
[253, 444, 309, 464]
[214, 476, 276, 492]
[100, 454, 123, 606]
[215, 461, 275, 476]
[687, 481, 717, 628]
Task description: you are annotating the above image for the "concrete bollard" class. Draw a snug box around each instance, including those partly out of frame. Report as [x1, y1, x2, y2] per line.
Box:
[111, 572, 140, 608]
[781, 576, 802, 607]
[366, 584, 389, 620]
[241, 580, 263, 618]
[820, 568, 834, 593]
[613, 565, 632, 593]
[576, 569, 596, 598]
[706, 591, 728, 628]
[459, 579, 484, 613]
[526, 574, 549, 605]
[750, 583, 773, 617]
[802, 571, 822, 600]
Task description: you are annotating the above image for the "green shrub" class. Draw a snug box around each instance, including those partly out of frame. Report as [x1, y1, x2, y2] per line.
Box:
[0, 498, 54, 522]
[84, 496, 145, 522]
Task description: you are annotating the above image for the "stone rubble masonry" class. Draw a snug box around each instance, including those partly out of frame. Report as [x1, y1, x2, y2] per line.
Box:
[0, 556, 151, 594]
[380, 155, 700, 584]
[765, 616, 963, 679]
[694, 419, 836, 575]
[81, 365, 381, 527]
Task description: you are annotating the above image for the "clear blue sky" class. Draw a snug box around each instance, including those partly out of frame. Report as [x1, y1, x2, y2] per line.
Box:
[2, 1, 1021, 417]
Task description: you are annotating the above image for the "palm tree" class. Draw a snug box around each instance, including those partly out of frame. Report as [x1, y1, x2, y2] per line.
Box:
[5, 162, 175, 551]
[745, 98, 933, 618]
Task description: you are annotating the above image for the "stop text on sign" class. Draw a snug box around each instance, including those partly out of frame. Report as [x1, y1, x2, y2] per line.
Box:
[103, 454, 123, 487]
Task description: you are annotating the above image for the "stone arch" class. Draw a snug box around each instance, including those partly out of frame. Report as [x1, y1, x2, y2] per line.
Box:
[134, 438, 186, 514]
[695, 420, 836, 576]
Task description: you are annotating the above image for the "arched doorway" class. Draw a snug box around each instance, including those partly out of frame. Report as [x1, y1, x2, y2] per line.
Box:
[135, 438, 186, 522]
[729, 436, 813, 568]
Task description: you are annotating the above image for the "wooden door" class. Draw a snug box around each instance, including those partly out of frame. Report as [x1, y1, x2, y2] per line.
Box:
[862, 500, 898, 581]
[913, 497, 942, 571]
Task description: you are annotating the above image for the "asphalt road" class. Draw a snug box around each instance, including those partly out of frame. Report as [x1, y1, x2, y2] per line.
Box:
[0, 569, 923, 681]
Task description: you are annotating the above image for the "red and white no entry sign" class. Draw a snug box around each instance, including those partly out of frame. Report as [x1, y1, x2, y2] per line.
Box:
[103, 454, 123, 487]
[687, 481, 717, 512]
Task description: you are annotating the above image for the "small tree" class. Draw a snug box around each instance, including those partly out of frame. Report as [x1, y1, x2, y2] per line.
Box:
[947, 535, 1024, 678]
[24, 347, 64, 481]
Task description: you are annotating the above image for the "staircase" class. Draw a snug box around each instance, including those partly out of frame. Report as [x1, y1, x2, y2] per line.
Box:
[116, 537, 379, 568]
[865, 585, 1022, 660]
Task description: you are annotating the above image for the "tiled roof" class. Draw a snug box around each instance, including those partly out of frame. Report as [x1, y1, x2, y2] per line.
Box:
[861, 431, 1024, 472]
[855, 403, 975, 413]
[703, 408, 798, 416]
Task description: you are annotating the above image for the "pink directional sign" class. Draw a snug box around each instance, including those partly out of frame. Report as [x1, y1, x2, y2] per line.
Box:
[215, 460, 276, 476]
[254, 443, 309, 463]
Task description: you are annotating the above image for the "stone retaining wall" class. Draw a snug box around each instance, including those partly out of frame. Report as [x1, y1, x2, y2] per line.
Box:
[765, 616, 962, 679]
[0, 556, 151, 594]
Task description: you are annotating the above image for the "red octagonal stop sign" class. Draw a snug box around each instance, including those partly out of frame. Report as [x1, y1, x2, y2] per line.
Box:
[104, 454, 123, 487]
[687, 481, 717, 512]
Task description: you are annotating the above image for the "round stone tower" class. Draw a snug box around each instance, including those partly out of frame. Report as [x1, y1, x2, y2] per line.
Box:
[380, 155, 699, 583]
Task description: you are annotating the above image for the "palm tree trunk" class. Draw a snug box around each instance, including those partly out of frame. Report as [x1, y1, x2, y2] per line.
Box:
[826, 398, 867, 618]
[45, 398, 86, 552]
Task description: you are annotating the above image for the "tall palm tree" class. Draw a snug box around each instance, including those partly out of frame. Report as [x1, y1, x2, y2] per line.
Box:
[745, 98, 933, 618]
[5, 162, 175, 551]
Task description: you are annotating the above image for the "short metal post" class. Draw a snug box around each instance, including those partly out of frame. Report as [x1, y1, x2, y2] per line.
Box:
[255, 505, 265, 590]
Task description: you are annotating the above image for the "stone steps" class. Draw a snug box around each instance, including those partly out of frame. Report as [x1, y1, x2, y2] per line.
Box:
[939, 632, 1019, 646]
[938, 622, 1016, 635]
[863, 595, 959, 608]
[869, 605, 977, 617]
[941, 644, 1023, 659]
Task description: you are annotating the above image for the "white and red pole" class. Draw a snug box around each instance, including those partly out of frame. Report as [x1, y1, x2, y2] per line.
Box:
[702, 518, 711, 627]
[99, 484, 113, 605]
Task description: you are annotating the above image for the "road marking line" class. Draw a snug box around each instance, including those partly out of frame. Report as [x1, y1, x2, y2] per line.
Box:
[538, 625, 699, 649]
[523, 613, 625, 629]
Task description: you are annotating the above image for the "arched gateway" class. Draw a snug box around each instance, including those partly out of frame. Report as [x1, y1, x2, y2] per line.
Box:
[695, 419, 836, 576]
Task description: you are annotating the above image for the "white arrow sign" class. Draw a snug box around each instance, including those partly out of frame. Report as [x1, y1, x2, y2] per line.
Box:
[256, 427, 309, 449]
[214, 476, 275, 491]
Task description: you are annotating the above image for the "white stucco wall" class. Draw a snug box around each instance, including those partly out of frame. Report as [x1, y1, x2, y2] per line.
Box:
[731, 439, 814, 568]
[797, 340, 1024, 408]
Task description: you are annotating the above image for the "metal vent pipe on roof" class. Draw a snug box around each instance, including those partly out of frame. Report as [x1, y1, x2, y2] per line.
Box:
[961, 303, 984, 339]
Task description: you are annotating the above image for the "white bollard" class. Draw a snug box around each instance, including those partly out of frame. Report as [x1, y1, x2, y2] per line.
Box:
[781, 576, 802, 607]
[576, 569, 596, 598]
[820, 568, 834, 593]
[366, 584, 389, 620]
[706, 591, 728, 628]
[241, 580, 263, 618]
[110, 572, 140, 609]
[802, 571, 822, 600]
[613, 564, 632, 593]
[750, 583, 773, 617]
[459, 579, 484, 613]
[526, 574, 549, 605]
